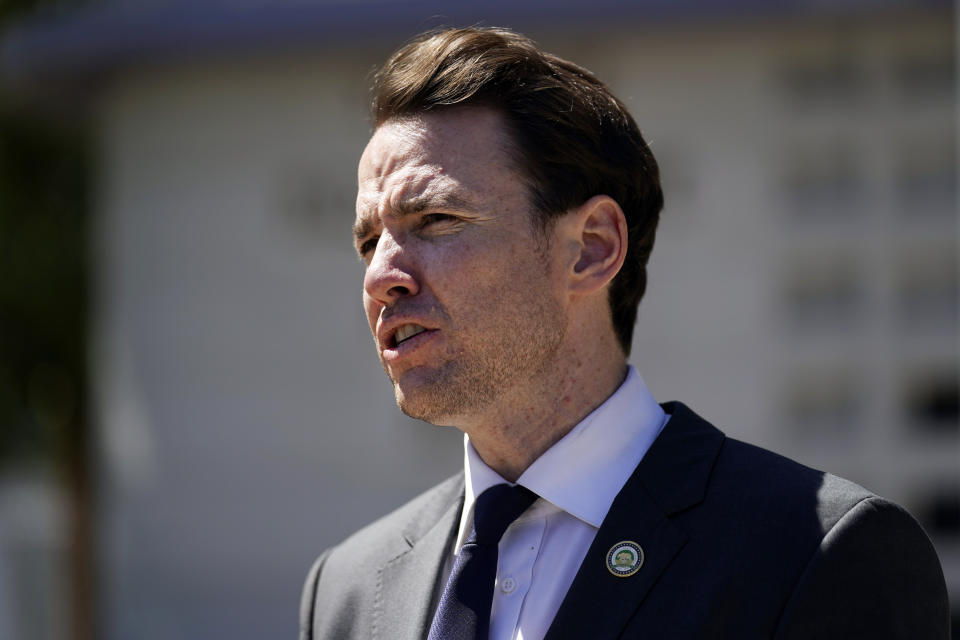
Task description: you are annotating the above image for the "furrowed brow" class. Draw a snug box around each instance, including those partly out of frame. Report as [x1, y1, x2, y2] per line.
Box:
[395, 194, 476, 217]
[353, 218, 374, 243]
[353, 194, 476, 242]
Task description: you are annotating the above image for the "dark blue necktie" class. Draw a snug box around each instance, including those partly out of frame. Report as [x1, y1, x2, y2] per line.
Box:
[427, 483, 538, 640]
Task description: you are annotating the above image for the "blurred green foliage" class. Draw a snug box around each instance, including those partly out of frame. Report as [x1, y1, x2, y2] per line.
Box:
[0, 0, 91, 469]
[0, 0, 78, 24]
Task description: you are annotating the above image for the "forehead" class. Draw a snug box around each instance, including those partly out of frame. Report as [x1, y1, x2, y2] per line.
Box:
[355, 108, 523, 225]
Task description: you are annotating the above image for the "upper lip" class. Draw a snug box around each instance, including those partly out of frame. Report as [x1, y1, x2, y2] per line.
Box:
[377, 315, 437, 349]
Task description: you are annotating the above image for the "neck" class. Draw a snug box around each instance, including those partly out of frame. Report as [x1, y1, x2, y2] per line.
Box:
[462, 347, 627, 482]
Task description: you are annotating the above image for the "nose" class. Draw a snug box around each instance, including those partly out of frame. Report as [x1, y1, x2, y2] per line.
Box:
[363, 230, 420, 306]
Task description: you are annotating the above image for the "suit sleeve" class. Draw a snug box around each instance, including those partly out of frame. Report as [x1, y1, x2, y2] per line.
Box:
[774, 496, 950, 639]
[299, 550, 331, 640]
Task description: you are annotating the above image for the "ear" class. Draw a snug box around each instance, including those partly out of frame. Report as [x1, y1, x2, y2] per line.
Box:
[562, 194, 628, 295]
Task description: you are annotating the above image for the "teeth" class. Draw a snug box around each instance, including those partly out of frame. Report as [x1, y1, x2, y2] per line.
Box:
[394, 324, 427, 345]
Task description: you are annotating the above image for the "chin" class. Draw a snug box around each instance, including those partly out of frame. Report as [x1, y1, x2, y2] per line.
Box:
[398, 403, 456, 427]
[393, 379, 464, 426]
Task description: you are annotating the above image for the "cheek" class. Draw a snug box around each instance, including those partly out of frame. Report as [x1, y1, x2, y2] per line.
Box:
[432, 257, 496, 303]
[433, 234, 506, 276]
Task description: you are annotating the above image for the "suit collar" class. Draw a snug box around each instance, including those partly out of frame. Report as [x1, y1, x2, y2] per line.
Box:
[458, 365, 667, 554]
[638, 401, 725, 515]
[545, 402, 725, 639]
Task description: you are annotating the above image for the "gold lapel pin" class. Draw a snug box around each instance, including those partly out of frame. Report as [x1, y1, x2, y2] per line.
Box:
[606, 541, 644, 577]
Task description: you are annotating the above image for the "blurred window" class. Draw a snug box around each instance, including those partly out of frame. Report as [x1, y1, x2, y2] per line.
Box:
[780, 143, 864, 219]
[895, 249, 958, 330]
[894, 137, 957, 218]
[892, 48, 956, 104]
[782, 365, 862, 438]
[914, 486, 960, 537]
[779, 55, 870, 109]
[903, 368, 959, 435]
[781, 257, 863, 331]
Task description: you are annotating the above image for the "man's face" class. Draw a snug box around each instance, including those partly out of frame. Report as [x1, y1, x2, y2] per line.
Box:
[354, 108, 568, 426]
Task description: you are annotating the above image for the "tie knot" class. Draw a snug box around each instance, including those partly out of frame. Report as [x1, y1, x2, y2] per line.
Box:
[471, 484, 537, 545]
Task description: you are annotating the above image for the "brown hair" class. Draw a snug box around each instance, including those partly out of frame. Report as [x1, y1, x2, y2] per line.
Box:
[371, 27, 663, 355]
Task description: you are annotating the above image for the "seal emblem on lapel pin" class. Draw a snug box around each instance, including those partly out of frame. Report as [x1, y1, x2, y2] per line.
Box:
[606, 541, 644, 577]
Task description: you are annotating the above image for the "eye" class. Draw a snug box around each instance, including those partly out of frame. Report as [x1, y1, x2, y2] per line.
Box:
[419, 213, 458, 228]
[358, 236, 378, 259]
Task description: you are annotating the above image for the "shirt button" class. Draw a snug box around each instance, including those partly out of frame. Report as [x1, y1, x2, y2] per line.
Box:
[500, 577, 517, 594]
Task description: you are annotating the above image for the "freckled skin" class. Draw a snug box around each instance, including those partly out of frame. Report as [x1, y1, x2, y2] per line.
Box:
[355, 107, 627, 480]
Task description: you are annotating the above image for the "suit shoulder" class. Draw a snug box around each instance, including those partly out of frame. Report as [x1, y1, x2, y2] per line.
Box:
[329, 471, 464, 559]
[299, 473, 464, 640]
[674, 406, 933, 559]
[714, 436, 874, 530]
[774, 493, 950, 638]
[630, 404, 947, 637]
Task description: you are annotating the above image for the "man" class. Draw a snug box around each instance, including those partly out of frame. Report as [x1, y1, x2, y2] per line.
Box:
[301, 27, 949, 639]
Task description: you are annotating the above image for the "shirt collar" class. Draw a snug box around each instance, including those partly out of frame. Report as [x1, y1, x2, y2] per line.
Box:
[457, 365, 667, 551]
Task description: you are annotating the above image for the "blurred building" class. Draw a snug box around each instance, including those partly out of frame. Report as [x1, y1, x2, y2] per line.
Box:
[2, 1, 957, 638]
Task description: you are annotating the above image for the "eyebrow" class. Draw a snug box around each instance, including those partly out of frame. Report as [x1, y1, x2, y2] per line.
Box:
[352, 193, 477, 242]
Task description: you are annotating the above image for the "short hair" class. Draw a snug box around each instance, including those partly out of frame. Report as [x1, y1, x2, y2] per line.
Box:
[371, 27, 663, 355]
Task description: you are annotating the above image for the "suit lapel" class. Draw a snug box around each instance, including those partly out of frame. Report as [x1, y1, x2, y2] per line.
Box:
[545, 477, 687, 640]
[545, 403, 725, 640]
[375, 475, 464, 640]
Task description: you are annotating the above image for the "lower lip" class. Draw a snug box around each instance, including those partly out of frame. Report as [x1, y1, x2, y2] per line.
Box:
[382, 329, 438, 361]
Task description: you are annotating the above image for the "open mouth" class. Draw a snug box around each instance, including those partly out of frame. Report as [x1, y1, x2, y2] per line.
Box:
[393, 323, 428, 347]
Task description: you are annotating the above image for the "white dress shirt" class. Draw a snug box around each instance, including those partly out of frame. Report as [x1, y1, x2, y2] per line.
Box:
[449, 365, 669, 640]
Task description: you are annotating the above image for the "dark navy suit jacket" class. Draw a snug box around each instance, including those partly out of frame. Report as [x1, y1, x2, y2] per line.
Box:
[301, 403, 950, 639]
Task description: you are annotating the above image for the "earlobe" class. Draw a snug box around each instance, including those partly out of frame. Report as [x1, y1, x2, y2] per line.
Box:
[569, 195, 628, 294]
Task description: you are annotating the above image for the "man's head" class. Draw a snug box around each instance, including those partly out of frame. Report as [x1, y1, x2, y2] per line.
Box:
[355, 107, 569, 425]
[370, 27, 664, 355]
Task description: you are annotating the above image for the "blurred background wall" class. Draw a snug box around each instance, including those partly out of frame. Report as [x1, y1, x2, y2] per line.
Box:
[0, 1, 957, 638]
